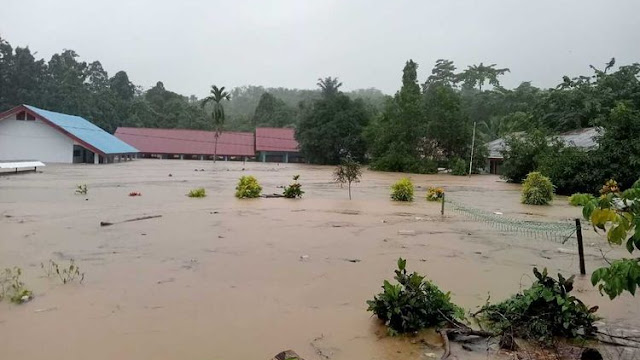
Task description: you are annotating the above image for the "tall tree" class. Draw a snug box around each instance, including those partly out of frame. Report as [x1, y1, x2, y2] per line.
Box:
[369, 60, 430, 173]
[202, 85, 231, 162]
[296, 77, 370, 164]
[251, 92, 293, 127]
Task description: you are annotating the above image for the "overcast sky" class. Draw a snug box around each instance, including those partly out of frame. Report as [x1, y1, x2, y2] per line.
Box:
[2, 0, 639, 97]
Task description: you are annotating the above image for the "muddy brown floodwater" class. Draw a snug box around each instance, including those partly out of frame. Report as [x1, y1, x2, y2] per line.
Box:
[0, 160, 638, 360]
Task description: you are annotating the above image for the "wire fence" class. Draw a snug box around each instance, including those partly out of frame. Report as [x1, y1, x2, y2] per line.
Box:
[446, 199, 577, 244]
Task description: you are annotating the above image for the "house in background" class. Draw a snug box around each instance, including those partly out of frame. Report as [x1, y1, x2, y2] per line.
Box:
[0, 105, 138, 164]
[485, 127, 599, 175]
[114, 127, 256, 161]
[255, 127, 303, 163]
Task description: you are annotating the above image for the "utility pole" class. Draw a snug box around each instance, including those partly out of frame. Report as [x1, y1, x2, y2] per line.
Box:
[468, 121, 476, 177]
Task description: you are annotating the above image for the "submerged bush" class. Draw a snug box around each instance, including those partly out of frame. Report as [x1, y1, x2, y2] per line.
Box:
[235, 175, 262, 198]
[521, 172, 554, 205]
[478, 268, 598, 345]
[367, 258, 463, 334]
[75, 184, 88, 195]
[426, 187, 444, 202]
[568, 193, 595, 206]
[391, 178, 414, 202]
[283, 175, 304, 199]
[450, 158, 467, 176]
[187, 187, 206, 198]
[0, 267, 32, 304]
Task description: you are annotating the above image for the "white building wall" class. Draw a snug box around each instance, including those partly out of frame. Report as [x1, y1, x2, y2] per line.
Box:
[0, 114, 74, 163]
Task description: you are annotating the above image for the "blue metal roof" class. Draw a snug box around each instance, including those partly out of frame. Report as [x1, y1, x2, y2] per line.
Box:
[25, 105, 139, 155]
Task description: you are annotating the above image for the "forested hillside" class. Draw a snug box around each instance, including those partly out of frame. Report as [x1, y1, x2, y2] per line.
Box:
[0, 36, 386, 133]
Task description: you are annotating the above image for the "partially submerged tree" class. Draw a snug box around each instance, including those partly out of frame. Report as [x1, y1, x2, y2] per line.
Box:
[202, 85, 231, 163]
[334, 156, 362, 200]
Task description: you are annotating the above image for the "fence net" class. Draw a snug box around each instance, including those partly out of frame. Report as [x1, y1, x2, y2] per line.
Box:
[446, 199, 577, 244]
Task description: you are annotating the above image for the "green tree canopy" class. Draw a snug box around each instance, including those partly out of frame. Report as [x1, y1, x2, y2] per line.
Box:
[296, 78, 370, 164]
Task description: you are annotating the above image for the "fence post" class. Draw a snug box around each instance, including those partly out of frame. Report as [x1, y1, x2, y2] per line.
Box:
[575, 218, 586, 275]
[441, 193, 445, 216]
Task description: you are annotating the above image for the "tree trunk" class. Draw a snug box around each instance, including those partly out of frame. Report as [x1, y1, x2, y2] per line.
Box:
[348, 182, 352, 200]
[213, 132, 219, 163]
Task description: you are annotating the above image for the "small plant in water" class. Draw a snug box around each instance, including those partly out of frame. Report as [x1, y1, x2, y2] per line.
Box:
[390, 178, 414, 202]
[41, 259, 85, 284]
[334, 156, 362, 200]
[187, 187, 206, 198]
[521, 171, 554, 205]
[0, 267, 33, 304]
[426, 186, 445, 202]
[283, 175, 304, 198]
[75, 184, 88, 195]
[235, 175, 262, 198]
[367, 258, 463, 335]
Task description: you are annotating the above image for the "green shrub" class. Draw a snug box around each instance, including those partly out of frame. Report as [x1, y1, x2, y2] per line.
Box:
[283, 175, 304, 199]
[235, 176, 262, 198]
[450, 158, 467, 176]
[367, 258, 463, 334]
[426, 187, 444, 202]
[521, 172, 554, 205]
[75, 184, 88, 195]
[568, 193, 595, 206]
[187, 187, 206, 198]
[478, 268, 597, 345]
[390, 178, 414, 201]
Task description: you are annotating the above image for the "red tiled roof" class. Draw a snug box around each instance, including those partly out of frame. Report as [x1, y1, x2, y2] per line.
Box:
[114, 127, 255, 156]
[255, 127, 299, 152]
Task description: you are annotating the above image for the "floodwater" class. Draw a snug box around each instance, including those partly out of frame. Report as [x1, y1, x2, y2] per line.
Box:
[0, 160, 637, 360]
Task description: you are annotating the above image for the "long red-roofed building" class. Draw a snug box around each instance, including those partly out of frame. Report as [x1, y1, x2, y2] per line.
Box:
[114, 127, 255, 160]
[255, 127, 302, 163]
[114, 126, 303, 162]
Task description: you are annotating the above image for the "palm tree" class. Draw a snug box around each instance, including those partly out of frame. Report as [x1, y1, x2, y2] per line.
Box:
[317, 77, 342, 96]
[202, 85, 231, 163]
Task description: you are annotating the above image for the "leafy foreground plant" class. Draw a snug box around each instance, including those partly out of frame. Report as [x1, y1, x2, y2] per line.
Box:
[477, 268, 598, 345]
[283, 175, 304, 199]
[187, 187, 206, 198]
[0, 267, 33, 304]
[367, 258, 463, 335]
[41, 259, 85, 284]
[426, 187, 445, 202]
[583, 178, 640, 299]
[568, 193, 595, 206]
[391, 178, 414, 202]
[521, 171, 554, 205]
[235, 175, 262, 198]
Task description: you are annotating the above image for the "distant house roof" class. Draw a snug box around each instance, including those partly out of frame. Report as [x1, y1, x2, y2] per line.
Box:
[0, 105, 138, 155]
[114, 127, 255, 156]
[487, 127, 599, 159]
[255, 127, 299, 152]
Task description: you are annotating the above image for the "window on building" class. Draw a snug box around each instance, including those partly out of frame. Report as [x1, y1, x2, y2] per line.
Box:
[15, 111, 35, 121]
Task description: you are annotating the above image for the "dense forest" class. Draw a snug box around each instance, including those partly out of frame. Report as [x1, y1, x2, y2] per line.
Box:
[0, 36, 386, 133]
[1, 36, 639, 195]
